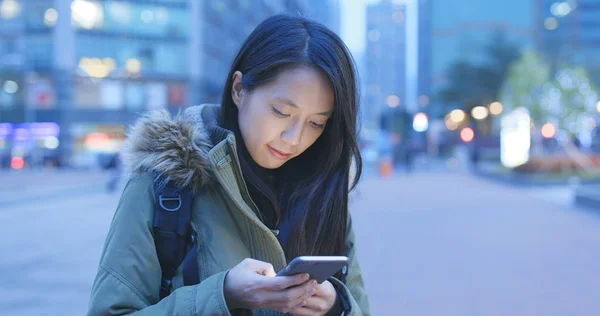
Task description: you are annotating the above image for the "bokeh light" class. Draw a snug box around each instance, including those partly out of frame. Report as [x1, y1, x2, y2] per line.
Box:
[545, 17, 558, 30]
[471, 106, 489, 120]
[44, 8, 58, 27]
[460, 127, 474, 142]
[0, 0, 20, 19]
[386, 95, 400, 108]
[541, 123, 556, 139]
[412, 112, 429, 132]
[489, 102, 503, 115]
[11, 156, 24, 170]
[450, 109, 466, 123]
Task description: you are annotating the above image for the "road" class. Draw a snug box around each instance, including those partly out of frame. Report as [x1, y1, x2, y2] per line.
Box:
[1, 168, 599, 315]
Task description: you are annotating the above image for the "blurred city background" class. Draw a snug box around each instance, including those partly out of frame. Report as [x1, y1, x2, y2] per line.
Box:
[2, 0, 600, 315]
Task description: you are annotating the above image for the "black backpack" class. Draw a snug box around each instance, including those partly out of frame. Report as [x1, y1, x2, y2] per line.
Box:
[152, 178, 349, 300]
[152, 178, 199, 300]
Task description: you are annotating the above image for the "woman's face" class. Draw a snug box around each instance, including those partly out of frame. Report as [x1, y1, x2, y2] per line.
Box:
[232, 66, 334, 169]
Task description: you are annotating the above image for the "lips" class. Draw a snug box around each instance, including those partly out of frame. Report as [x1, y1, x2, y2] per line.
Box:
[268, 145, 291, 160]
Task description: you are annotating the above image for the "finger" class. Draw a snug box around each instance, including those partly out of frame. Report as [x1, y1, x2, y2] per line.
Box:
[243, 258, 276, 276]
[260, 285, 312, 313]
[258, 279, 314, 310]
[300, 295, 329, 312]
[290, 306, 316, 316]
[269, 273, 311, 290]
[312, 280, 333, 296]
[276, 280, 316, 302]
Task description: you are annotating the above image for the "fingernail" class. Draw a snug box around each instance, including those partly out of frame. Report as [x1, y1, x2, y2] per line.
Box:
[303, 273, 310, 280]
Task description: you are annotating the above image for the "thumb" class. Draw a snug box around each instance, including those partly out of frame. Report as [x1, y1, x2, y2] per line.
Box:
[245, 258, 276, 277]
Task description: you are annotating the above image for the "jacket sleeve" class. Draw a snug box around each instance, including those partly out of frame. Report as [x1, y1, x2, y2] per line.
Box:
[87, 174, 232, 316]
[328, 213, 371, 316]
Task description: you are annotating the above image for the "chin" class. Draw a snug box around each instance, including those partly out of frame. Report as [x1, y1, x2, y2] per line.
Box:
[257, 158, 286, 170]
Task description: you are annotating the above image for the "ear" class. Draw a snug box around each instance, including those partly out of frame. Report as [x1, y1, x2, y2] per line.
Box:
[231, 71, 244, 108]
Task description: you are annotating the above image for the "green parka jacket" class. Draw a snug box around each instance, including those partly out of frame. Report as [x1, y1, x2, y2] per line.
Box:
[87, 104, 371, 315]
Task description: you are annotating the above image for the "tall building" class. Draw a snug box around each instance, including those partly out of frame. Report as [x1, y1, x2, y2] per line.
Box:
[365, 0, 406, 130]
[537, 0, 600, 85]
[0, 0, 340, 168]
[420, 0, 536, 116]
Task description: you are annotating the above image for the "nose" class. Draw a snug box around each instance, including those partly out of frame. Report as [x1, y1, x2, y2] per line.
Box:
[281, 121, 303, 148]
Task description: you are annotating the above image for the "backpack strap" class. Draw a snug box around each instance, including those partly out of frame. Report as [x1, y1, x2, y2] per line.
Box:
[153, 177, 199, 300]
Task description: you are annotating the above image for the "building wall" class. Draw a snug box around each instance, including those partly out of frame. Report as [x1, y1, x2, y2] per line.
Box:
[537, 0, 600, 85]
[0, 0, 340, 167]
[365, 1, 406, 129]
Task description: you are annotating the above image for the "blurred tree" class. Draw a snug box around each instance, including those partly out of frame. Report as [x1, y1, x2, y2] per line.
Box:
[499, 50, 551, 125]
[501, 52, 598, 131]
[549, 66, 598, 134]
[438, 32, 521, 115]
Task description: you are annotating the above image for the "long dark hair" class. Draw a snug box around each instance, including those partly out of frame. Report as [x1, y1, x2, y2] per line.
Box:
[220, 15, 362, 261]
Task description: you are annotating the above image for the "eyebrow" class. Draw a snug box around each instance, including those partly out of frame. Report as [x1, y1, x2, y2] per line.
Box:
[274, 97, 333, 117]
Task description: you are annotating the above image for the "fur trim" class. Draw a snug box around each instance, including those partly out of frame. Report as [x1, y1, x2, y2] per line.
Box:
[121, 106, 213, 189]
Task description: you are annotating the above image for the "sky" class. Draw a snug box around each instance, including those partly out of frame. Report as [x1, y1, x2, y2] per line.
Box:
[340, 0, 377, 55]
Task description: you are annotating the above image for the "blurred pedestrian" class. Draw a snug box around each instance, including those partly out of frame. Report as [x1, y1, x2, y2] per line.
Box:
[87, 15, 370, 316]
[404, 141, 415, 173]
[104, 153, 121, 193]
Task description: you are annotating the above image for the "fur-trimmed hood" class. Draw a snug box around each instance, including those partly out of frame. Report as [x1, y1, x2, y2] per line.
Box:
[121, 105, 219, 189]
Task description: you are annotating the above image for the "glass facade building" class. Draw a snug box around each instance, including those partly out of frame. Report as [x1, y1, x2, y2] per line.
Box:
[421, 0, 536, 116]
[537, 0, 600, 85]
[365, 1, 407, 129]
[0, 0, 339, 168]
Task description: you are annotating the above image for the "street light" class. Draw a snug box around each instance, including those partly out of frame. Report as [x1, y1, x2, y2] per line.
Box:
[449, 109, 466, 123]
[460, 127, 474, 142]
[489, 102, 503, 115]
[596, 101, 600, 113]
[541, 123, 556, 138]
[2, 80, 18, 94]
[412, 112, 428, 132]
[44, 8, 58, 27]
[0, 0, 20, 19]
[545, 17, 558, 30]
[471, 106, 489, 120]
[386, 95, 400, 108]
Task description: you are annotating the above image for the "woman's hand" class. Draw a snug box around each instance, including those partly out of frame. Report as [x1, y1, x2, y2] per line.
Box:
[291, 280, 337, 316]
[223, 258, 318, 313]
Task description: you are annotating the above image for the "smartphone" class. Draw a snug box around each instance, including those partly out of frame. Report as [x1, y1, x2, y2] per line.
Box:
[276, 256, 349, 284]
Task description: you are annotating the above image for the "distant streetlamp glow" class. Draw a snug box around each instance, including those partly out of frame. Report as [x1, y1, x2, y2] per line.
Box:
[460, 127, 474, 142]
[0, 0, 20, 20]
[489, 102, 503, 115]
[545, 17, 558, 30]
[450, 109, 466, 123]
[541, 123, 556, 138]
[126, 58, 142, 74]
[412, 112, 428, 132]
[471, 106, 489, 120]
[72, 0, 103, 29]
[386, 95, 400, 108]
[3, 80, 18, 94]
[44, 8, 58, 27]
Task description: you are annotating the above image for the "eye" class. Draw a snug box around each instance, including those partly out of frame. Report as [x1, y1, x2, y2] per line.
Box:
[310, 121, 326, 129]
[271, 106, 290, 118]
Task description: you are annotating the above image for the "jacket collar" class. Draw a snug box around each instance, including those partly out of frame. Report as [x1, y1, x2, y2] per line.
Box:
[122, 103, 286, 264]
[121, 103, 262, 221]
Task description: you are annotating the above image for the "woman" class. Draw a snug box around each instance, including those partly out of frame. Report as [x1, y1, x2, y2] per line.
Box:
[87, 14, 370, 316]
